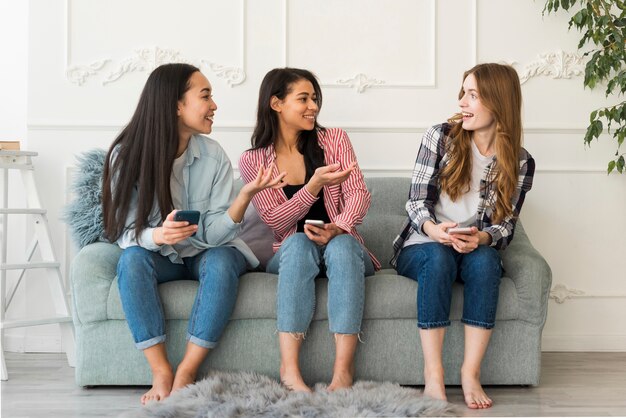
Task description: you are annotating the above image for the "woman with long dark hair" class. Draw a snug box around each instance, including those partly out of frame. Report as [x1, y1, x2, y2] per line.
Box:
[392, 63, 535, 409]
[102, 63, 284, 404]
[239, 68, 380, 392]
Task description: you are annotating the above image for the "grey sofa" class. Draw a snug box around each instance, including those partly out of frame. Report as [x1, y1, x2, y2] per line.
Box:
[70, 177, 551, 387]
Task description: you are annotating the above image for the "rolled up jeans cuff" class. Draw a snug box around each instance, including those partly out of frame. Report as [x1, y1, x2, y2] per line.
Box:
[135, 335, 166, 350]
[417, 320, 450, 329]
[462, 318, 495, 330]
[187, 333, 218, 349]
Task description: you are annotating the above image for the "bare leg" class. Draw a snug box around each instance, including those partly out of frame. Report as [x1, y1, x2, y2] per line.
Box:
[461, 325, 493, 409]
[327, 334, 358, 391]
[172, 342, 209, 392]
[141, 343, 174, 405]
[419, 328, 447, 401]
[279, 332, 312, 392]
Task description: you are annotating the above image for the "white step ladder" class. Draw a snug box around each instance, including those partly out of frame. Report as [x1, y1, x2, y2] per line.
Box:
[0, 150, 75, 380]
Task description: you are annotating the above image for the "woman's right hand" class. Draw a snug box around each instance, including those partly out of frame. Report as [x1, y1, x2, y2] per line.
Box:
[153, 210, 198, 246]
[305, 162, 356, 196]
[422, 220, 456, 245]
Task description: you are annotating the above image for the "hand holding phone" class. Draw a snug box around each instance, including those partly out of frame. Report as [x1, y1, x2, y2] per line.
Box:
[174, 210, 200, 236]
[447, 226, 474, 235]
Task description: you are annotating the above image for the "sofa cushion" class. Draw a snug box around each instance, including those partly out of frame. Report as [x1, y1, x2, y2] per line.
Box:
[361, 178, 412, 269]
[105, 271, 519, 322]
[238, 204, 274, 268]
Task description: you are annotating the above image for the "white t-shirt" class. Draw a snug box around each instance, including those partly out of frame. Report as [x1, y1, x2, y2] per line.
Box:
[403, 140, 494, 247]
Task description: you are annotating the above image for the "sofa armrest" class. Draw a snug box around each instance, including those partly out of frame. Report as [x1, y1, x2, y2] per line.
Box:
[499, 221, 552, 326]
[70, 242, 122, 325]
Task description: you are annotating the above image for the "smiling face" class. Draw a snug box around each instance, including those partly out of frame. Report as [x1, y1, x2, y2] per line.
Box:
[177, 71, 217, 140]
[458, 73, 495, 136]
[272, 79, 319, 134]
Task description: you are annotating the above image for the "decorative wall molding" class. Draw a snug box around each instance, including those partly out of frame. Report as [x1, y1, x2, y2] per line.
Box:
[68, 47, 246, 87]
[550, 283, 626, 304]
[282, 0, 437, 91]
[64, 0, 247, 86]
[27, 121, 591, 134]
[515, 50, 585, 85]
[65, 60, 110, 86]
[550, 284, 586, 304]
[336, 74, 385, 93]
[474, 1, 583, 85]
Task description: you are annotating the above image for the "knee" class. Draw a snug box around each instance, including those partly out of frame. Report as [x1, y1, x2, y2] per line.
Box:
[279, 233, 319, 262]
[417, 244, 456, 276]
[324, 234, 362, 262]
[465, 246, 502, 281]
[117, 246, 153, 281]
[326, 233, 359, 251]
[200, 247, 242, 280]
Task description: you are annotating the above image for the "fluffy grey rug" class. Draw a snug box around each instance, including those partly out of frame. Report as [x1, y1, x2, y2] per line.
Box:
[118, 371, 457, 418]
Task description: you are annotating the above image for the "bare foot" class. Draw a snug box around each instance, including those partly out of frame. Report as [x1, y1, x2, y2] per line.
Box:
[280, 365, 312, 393]
[141, 368, 174, 405]
[423, 367, 447, 401]
[461, 370, 492, 409]
[327, 365, 354, 392]
[171, 367, 197, 393]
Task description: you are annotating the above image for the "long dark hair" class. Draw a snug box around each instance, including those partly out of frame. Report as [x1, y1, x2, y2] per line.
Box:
[102, 63, 199, 242]
[250, 68, 325, 181]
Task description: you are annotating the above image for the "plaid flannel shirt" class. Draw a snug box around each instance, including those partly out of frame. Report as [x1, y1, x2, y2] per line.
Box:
[390, 123, 535, 268]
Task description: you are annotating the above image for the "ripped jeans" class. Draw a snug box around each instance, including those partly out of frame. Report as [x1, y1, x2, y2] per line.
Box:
[266, 233, 375, 335]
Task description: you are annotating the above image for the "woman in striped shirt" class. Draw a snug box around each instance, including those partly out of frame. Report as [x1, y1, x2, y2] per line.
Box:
[239, 68, 380, 392]
[393, 63, 534, 409]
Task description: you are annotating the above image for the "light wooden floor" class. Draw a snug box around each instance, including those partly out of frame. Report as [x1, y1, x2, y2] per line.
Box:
[1, 352, 625, 417]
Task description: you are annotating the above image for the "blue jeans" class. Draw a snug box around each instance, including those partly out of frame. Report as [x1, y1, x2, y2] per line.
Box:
[117, 245, 246, 350]
[266, 233, 375, 334]
[396, 243, 502, 329]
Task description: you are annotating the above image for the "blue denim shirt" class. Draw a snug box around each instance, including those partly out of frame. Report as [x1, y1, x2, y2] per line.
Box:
[115, 134, 258, 267]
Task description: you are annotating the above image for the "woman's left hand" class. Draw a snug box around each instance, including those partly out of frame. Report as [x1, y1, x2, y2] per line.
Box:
[240, 163, 287, 198]
[303, 222, 344, 245]
[448, 226, 480, 254]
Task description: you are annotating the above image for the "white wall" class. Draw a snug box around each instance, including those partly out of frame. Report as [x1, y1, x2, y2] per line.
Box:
[10, 0, 626, 352]
[1, 1, 29, 351]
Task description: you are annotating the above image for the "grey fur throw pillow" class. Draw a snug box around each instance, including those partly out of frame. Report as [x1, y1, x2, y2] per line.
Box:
[62, 148, 108, 248]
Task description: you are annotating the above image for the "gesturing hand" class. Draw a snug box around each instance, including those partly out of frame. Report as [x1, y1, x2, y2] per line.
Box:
[240, 163, 287, 198]
[303, 222, 344, 245]
[306, 162, 356, 195]
[153, 210, 198, 246]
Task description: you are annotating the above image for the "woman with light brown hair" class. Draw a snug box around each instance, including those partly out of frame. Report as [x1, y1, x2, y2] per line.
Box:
[391, 63, 535, 409]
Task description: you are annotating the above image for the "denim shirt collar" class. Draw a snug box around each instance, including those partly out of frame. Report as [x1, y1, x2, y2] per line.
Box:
[184, 134, 204, 166]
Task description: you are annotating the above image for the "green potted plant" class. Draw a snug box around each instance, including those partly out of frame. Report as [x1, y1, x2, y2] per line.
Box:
[543, 0, 626, 173]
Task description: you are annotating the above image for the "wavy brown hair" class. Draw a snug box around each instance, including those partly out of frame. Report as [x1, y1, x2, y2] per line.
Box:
[439, 63, 522, 224]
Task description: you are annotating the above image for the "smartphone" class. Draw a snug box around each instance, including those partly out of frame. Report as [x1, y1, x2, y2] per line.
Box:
[447, 227, 473, 235]
[304, 219, 325, 226]
[174, 210, 200, 236]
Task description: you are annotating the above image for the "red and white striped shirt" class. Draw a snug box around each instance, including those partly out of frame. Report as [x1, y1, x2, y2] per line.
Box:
[239, 128, 381, 270]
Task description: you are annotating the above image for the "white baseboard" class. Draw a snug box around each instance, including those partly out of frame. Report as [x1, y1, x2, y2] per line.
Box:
[3, 333, 62, 353]
[542, 335, 626, 352]
[3, 333, 26, 353]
